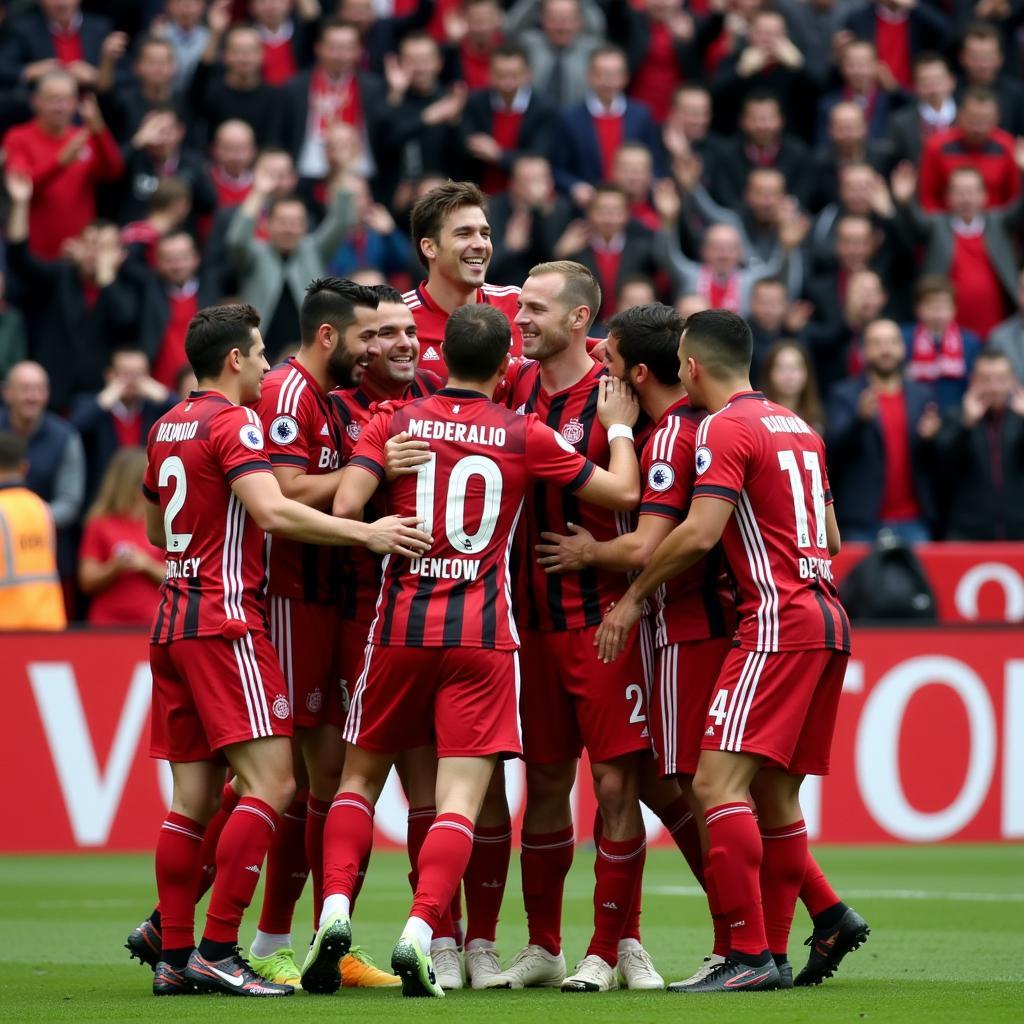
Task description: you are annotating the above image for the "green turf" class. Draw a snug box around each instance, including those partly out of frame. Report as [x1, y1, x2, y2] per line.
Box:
[1, 845, 1021, 1022]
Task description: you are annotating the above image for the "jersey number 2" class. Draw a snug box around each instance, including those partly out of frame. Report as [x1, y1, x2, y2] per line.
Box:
[777, 450, 826, 549]
[416, 454, 503, 554]
[158, 455, 193, 552]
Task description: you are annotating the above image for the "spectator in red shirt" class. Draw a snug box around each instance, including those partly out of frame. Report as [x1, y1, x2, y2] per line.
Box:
[208, 118, 256, 210]
[956, 21, 1024, 138]
[119, 176, 193, 262]
[249, 0, 320, 86]
[78, 446, 165, 626]
[2, 71, 123, 259]
[918, 87, 1020, 212]
[611, 142, 660, 231]
[454, 0, 506, 90]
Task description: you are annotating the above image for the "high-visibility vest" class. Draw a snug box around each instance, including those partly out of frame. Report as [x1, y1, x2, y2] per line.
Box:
[0, 484, 66, 630]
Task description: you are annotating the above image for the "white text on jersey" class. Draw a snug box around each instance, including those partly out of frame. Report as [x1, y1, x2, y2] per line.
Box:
[406, 419, 507, 447]
[760, 415, 811, 435]
[155, 421, 199, 442]
[410, 556, 481, 581]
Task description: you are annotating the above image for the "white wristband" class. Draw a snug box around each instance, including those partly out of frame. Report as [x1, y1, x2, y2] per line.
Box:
[607, 424, 634, 443]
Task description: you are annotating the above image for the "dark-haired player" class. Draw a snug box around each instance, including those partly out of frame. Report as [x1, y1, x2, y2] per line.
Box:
[301, 302, 641, 998]
[403, 180, 522, 376]
[136, 304, 431, 997]
[597, 309, 868, 993]
[246, 278, 399, 988]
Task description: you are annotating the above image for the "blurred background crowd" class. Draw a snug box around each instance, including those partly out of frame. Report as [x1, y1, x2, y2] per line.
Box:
[0, 0, 1023, 626]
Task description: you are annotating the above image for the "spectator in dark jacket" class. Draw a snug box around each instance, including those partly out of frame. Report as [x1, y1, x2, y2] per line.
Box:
[99, 34, 180, 144]
[826, 317, 937, 542]
[885, 50, 956, 166]
[956, 21, 1024, 137]
[816, 39, 898, 144]
[929, 349, 1024, 539]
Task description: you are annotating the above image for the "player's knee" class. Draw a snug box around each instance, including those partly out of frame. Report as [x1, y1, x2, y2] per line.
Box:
[526, 761, 574, 803]
[593, 767, 635, 820]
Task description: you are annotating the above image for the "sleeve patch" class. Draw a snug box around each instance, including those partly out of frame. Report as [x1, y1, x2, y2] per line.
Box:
[646, 461, 675, 492]
[239, 423, 265, 451]
[695, 446, 712, 476]
[269, 415, 300, 445]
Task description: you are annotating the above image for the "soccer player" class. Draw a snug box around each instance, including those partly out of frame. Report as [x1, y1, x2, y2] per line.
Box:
[596, 309, 868, 992]
[301, 302, 641, 999]
[403, 180, 523, 377]
[246, 278, 398, 988]
[139, 304, 431, 997]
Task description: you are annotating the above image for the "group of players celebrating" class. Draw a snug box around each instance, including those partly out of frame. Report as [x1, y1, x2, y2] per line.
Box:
[126, 181, 869, 999]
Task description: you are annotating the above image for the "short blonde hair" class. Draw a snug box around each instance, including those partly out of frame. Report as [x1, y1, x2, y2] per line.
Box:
[528, 261, 602, 328]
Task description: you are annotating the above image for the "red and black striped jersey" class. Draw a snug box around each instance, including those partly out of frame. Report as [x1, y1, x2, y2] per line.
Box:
[328, 369, 443, 622]
[143, 391, 273, 644]
[348, 387, 596, 649]
[638, 395, 737, 647]
[402, 281, 524, 381]
[254, 358, 344, 604]
[508, 359, 631, 632]
[692, 390, 850, 653]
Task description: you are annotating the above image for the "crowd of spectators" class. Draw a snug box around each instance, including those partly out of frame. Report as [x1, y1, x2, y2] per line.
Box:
[1, 0, 1024, 624]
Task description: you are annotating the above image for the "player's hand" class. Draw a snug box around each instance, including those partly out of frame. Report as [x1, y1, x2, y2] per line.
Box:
[536, 522, 595, 573]
[365, 515, 433, 558]
[594, 594, 643, 663]
[597, 375, 639, 429]
[384, 431, 432, 479]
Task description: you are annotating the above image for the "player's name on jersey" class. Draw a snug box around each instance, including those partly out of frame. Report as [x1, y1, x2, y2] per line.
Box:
[409, 555, 481, 581]
[164, 556, 202, 579]
[406, 418, 507, 447]
[154, 420, 199, 442]
[760, 414, 812, 435]
[798, 556, 834, 582]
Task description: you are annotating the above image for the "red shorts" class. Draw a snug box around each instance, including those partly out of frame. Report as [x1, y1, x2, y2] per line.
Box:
[652, 636, 733, 777]
[700, 648, 849, 776]
[343, 644, 522, 759]
[338, 617, 374, 713]
[150, 632, 293, 762]
[267, 596, 346, 729]
[519, 627, 651, 765]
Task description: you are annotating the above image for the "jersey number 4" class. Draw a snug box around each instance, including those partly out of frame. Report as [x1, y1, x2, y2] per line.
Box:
[415, 454, 503, 554]
[777, 450, 826, 549]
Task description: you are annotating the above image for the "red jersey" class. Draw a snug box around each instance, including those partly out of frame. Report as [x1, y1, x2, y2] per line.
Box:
[255, 358, 345, 604]
[508, 360, 629, 632]
[638, 396, 736, 647]
[329, 369, 443, 622]
[691, 391, 850, 653]
[402, 281, 524, 380]
[143, 391, 273, 643]
[349, 387, 596, 649]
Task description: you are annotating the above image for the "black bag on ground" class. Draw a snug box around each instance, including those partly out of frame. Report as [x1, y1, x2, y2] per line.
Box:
[839, 532, 938, 621]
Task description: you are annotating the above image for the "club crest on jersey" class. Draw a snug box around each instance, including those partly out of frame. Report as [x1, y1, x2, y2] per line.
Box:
[695, 446, 712, 475]
[239, 424, 265, 450]
[346, 422, 362, 440]
[306, 688, 323, 713]
[270, 415, 299, 445]
[648, 461, 675, 492]
[272, 694, 290, 719]
[422, 346, 441, 361]
[562, 417, 585, 445]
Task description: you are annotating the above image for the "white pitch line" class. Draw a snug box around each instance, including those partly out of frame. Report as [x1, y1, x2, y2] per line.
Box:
[649, 886, 1024, 903]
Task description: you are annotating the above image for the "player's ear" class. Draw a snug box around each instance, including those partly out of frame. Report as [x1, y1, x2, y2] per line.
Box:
[633, 364, 648, 387]
[420, 235, 437, 263]
[318, 322, 335, 350]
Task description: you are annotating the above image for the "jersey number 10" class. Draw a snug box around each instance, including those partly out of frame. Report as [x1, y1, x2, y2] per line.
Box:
[415, 454, 504, 555]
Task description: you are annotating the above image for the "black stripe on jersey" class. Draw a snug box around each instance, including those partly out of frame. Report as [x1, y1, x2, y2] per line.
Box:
[405, 573, 439, 645]
[831, 592, 851, 652]
[701, 546, 729, 638]
[301, 543, 319, 603]
[639, 501, 684, 520]
[142, 483, 158, 503]
[524, 372, 543, 412]
[568, 383, 603, 627]
[225, 462, 273, 483]
[165, 585, 181, 641]
[442, 576, 471, 646]
[151, 589, 168, 643]
[480, 561, 498, 649]
[378, 568, 404, 644]
[269, 454, 308, 468]
[692, 484, 739, 503]
[337, 550, 357, 619]
[183, 574, 202, 639]
[567, 460, 596, 493]
[350, 455, 384, 479]
[540, 392, 571, 631]
[330, 394, 353, 426]
[812, 585, 836, 649]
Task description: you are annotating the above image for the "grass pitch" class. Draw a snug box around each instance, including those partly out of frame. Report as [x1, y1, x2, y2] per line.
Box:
[1, 845, 1021, 1023]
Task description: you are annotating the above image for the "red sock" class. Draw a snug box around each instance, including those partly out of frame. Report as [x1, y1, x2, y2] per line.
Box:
[305, 796, 330, 928]
[202, 798, 279, 945]
[704, 803, 767, 957]
[587, 834, 646, 966]
[194, 783, 239, 902]
[351, 849, 371, 914]
[156, 813, 205, 950]
[256, 794, 308, 935]
[463, 819, 512, 945]
[407, 806, 454, 938]
[322, 792, 374, 902]
[703, 860, 730, 957]
[801, 851, 840, 918]
[657, 797, 705, 889]
[760, 819, 809, 956]
[410, 814, 475, 932]
[521, 827, 574, 955]
[593, 810, 643, 944]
